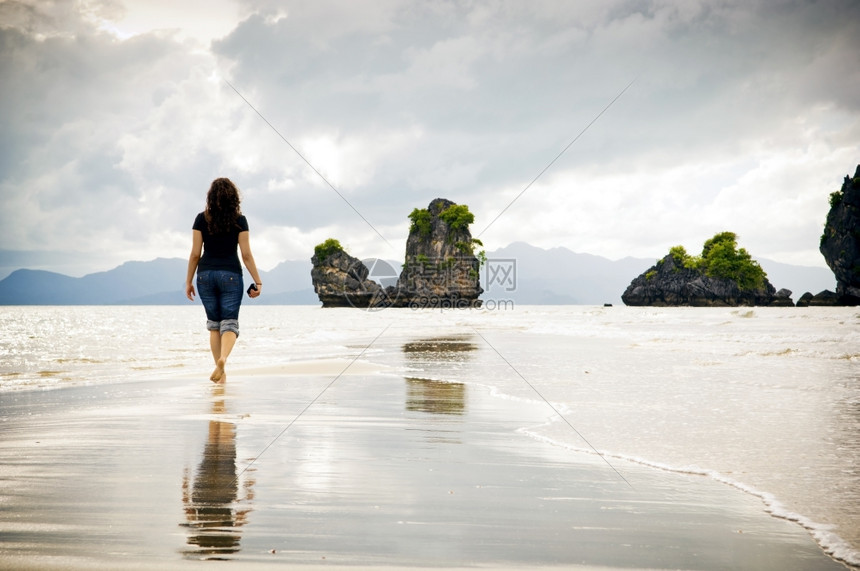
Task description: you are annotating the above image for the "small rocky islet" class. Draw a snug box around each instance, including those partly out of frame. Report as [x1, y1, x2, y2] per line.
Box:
[621, 232, 785, 307]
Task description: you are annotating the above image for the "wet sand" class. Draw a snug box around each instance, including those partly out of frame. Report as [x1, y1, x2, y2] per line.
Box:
[0, 362, 848, 570]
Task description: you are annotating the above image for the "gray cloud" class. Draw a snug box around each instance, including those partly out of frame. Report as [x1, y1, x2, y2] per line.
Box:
[1, 0, 858, 274]
[214, 1, 860, 234]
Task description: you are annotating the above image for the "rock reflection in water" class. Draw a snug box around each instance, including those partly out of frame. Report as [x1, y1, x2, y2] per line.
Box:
[401, 336, 478, 357]
[181, 386, 253, 560]
[405, 378, 467, 415]
[402, 336, 476, 415]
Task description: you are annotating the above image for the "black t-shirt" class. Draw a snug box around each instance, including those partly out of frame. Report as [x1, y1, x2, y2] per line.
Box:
[193, 212, 249, 273]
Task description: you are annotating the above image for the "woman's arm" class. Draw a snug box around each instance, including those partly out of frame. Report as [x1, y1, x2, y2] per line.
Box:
[238, 231, 262, 298]
[185, 230, 203, 301]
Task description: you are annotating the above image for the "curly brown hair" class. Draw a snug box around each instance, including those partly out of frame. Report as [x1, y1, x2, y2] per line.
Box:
[204, 178, 242, 234]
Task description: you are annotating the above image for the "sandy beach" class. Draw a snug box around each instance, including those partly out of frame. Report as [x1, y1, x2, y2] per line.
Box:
[0, 354, 848, 570]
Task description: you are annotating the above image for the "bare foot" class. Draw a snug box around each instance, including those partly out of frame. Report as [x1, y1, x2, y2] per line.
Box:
[210, 358, 226, 383]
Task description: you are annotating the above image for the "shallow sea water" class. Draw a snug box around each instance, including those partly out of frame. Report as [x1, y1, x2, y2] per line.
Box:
[1, 304, 858, 566]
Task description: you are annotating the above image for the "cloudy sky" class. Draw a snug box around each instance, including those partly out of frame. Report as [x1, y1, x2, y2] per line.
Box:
[1, 0, 858, 278]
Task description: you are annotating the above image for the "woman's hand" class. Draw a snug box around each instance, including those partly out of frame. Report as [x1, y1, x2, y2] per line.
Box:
[249, 283, 261, 299]
[186, 230, 202, 302]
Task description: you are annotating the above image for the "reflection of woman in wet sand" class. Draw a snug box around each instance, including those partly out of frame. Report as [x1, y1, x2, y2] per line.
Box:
[185, 177, 262, 382]
[181, 387, 254, 558]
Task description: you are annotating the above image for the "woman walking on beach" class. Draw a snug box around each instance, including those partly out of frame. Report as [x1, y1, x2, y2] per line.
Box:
[185, 177, 262, 382]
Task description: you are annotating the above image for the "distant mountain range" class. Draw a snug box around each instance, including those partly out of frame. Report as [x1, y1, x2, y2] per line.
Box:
[0, 242, 835, 305]
[0, 258, 317, 306]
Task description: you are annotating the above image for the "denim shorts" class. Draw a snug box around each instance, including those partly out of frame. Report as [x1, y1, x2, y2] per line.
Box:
[197, 270, 243, 337]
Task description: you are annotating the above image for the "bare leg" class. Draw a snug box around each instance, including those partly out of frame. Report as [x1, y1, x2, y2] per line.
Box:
[209, 331, 222, 382]
[209, 330, 221, 364]
[210, 331, 237, 383]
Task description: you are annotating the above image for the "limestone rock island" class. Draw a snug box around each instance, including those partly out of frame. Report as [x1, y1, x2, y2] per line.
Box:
[310, 239, 384, 307]
[622, 232, 780, 307]
[311, 199, 483, 308]
[396, 198, 484, 307]
[819, 164, 860, 305]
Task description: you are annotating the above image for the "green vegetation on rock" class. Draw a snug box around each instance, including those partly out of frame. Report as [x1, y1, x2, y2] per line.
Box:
[455, 237, 484, 255]
[409, 202, 477, 238]
[829, 190, 843, 208]
[476, 249, 487, 266]
[669, 245, 695, 269]
[408, 202, 484, 265]
[314, 238, 344, 262]
[439, 203, 475, 231]
[408, 208, 432, 236]
[668, 231, 767, 291]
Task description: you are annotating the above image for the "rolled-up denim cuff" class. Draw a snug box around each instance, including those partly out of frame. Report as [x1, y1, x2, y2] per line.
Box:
[206, 320, 220, 332]
[220, 319, 239, 338]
